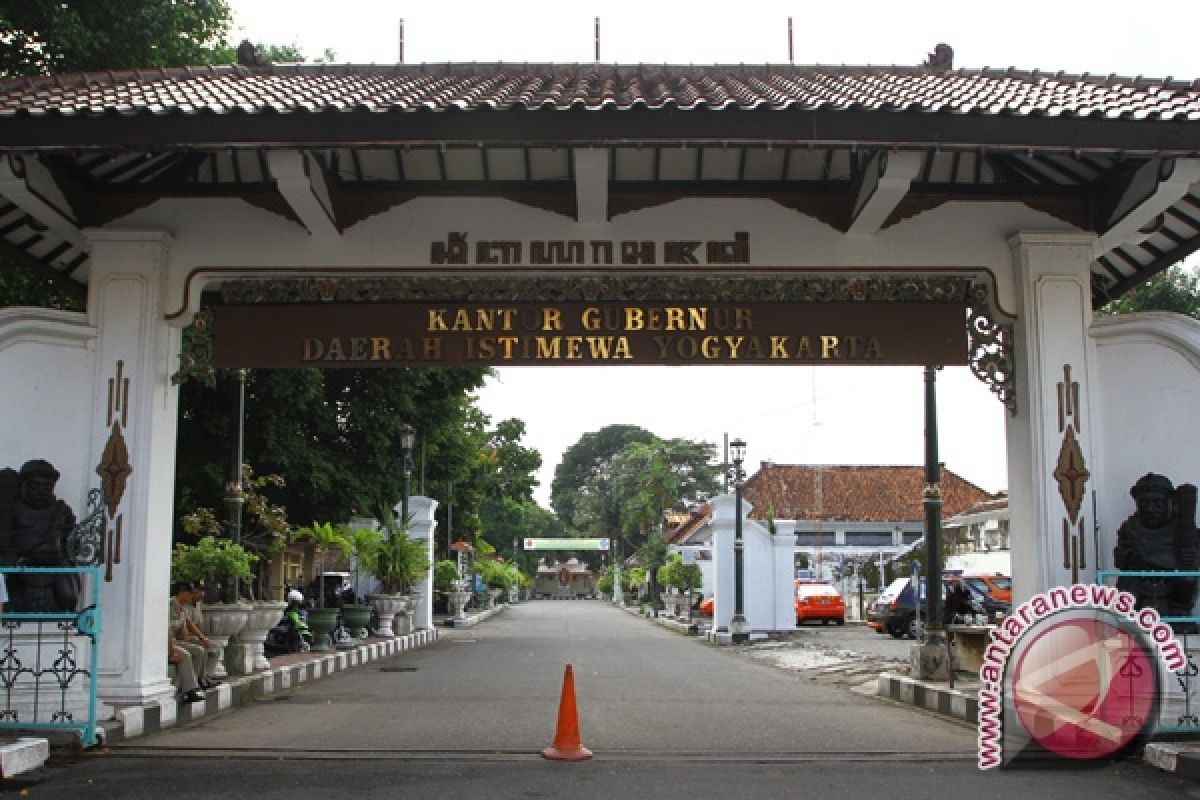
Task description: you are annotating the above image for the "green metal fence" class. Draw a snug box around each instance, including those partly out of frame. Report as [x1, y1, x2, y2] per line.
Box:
[0, 566, 102, 747]
[1097, 568, 1200, 736]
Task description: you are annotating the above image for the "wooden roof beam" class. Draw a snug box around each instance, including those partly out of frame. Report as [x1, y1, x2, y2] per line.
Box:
[265, 149, 340, 238]
[0, 154, 85, 248]
[1098, 157, 1200, 254]
[846, 150, 922, 236]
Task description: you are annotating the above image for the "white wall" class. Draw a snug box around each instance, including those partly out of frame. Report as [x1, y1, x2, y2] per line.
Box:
[0, 308, 97, 508]
[1091, 312, 1200, 572]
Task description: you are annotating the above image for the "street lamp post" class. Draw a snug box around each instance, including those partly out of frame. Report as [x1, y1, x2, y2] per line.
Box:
[399, 424, 416, 523]
[730, 437, 749, 644]
[223, 369, 246, 600]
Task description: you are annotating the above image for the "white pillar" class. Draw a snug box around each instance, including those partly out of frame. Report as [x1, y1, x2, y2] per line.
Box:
[402, 496, 438, 630]
[710, 494, 736, 632]
[86, 230, 181, 707]
[1007, 231, 1099, 603]
[773, 527, 797, 632]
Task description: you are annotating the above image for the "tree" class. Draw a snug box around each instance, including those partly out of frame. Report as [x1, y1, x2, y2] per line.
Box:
[174, 366, 492, 532]
[1098, 262, 1200, 319]
[575, 435, 721, 556]
[551, 424, 656, 535]
[475, 418, 542, 503]
[0, 1, 235, 77]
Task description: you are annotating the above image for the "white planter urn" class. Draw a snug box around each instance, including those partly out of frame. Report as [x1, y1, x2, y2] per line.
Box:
[228, 601, 287, 673]
[198, 602, 252, 679]
[368, 593, 408, 637]
[448, 590, 472, 621]
[486, 588, 502, 609]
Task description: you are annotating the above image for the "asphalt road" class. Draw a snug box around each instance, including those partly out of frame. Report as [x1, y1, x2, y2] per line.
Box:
[19, 602, 1199, 799]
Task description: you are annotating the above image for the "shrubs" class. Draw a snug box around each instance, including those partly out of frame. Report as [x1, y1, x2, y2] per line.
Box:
[171, 536, 258, 603]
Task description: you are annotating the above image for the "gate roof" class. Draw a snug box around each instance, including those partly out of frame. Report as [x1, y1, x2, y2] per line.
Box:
[1, 62, 1198, 303]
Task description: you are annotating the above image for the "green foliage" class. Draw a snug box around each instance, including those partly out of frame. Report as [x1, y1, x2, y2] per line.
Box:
[658, 552, 702, 591]
[345, 525, 383, 591]
[596, 564, 615, 594]
[171, 535, 257, 603]
[1098, 263, 1200, 319]
[477, 559, 516, 591]
[0, 256, 84, 309]
[175, 367, 490, 533]
[551, 426, 721, 558]
[551, 424, 656, 527]
[367, 519, 430, 595]
[291, 521, 350, 606]
[623, 566, 646, 595]
[176, 465, 290, 598]
[434, 560, 460, 592]
[0, 1, 235, 77]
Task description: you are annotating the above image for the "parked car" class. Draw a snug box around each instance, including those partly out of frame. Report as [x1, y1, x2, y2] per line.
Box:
[961, 573, 1012, 605]
[944, 571, 1011, 622]
[795, 581, 845, 625]
[868, 575, 997, 638]
[867, 578, 915, 637]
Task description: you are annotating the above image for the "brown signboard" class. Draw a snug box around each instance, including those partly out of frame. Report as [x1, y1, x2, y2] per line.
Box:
[211, 301, 967, 368]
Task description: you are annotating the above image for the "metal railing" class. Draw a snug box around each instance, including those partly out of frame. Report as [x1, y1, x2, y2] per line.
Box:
[1097, 568, 1200, 736]
[0, 566, 102, 747]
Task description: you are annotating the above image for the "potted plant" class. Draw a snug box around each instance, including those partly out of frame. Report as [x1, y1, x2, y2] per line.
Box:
[291, 521, 350, 651]
[658, 552, 702, 621]
[171, 535, 257, 677]
[477, 559, 513, 609]
[341, 525, 383, 640]
[433, 559, 459, 614]
[176, 467, 292, 673]
[366, 516, 428, 636]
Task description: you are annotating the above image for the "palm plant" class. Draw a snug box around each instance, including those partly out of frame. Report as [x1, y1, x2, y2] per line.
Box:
[292, 521, 350, 608]
[369, 515, 429, 595]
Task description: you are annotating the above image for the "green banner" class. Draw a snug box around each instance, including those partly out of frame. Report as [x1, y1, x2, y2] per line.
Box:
[523, 537, 610, 551]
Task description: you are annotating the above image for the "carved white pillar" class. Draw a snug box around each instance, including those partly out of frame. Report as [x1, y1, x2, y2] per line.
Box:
[1007, 232, 1099, 603]
[86, 230, 181, 707]
[401, 496, 438, 630]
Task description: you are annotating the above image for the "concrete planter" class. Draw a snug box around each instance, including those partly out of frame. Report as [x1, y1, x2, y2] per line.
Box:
[341, 603, 373, 642]
[228, 600, 287, 674]
[307, 607, 339, 652]
[198, 602, 251, 679]
[368, 593, 407, 637]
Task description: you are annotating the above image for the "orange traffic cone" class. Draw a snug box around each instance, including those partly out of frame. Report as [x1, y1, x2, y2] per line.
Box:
[542, 663, 593, 761]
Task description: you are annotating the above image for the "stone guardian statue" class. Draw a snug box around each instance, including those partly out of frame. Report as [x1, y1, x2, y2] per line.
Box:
[1113, 472, 1199, 632]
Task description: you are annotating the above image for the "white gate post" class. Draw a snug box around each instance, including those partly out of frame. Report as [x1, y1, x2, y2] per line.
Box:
[1008, 231, 1100, 603]
[402, 496, 439, 630]
[86, 230, 181, 708]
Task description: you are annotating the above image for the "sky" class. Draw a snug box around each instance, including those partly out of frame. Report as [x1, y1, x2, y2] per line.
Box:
[228, 0, 1200, 507]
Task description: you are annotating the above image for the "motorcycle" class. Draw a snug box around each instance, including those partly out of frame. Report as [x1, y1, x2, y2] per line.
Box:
[265, 604, 313, 655]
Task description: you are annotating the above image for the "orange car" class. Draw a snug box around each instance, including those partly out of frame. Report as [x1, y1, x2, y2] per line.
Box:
[698, 582, 847, 625]
[961, 574, 1011, 605]
[795, 581, 846, 625]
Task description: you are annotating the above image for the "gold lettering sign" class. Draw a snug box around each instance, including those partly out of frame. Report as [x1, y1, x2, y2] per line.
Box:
[212, 302, 966, 368]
